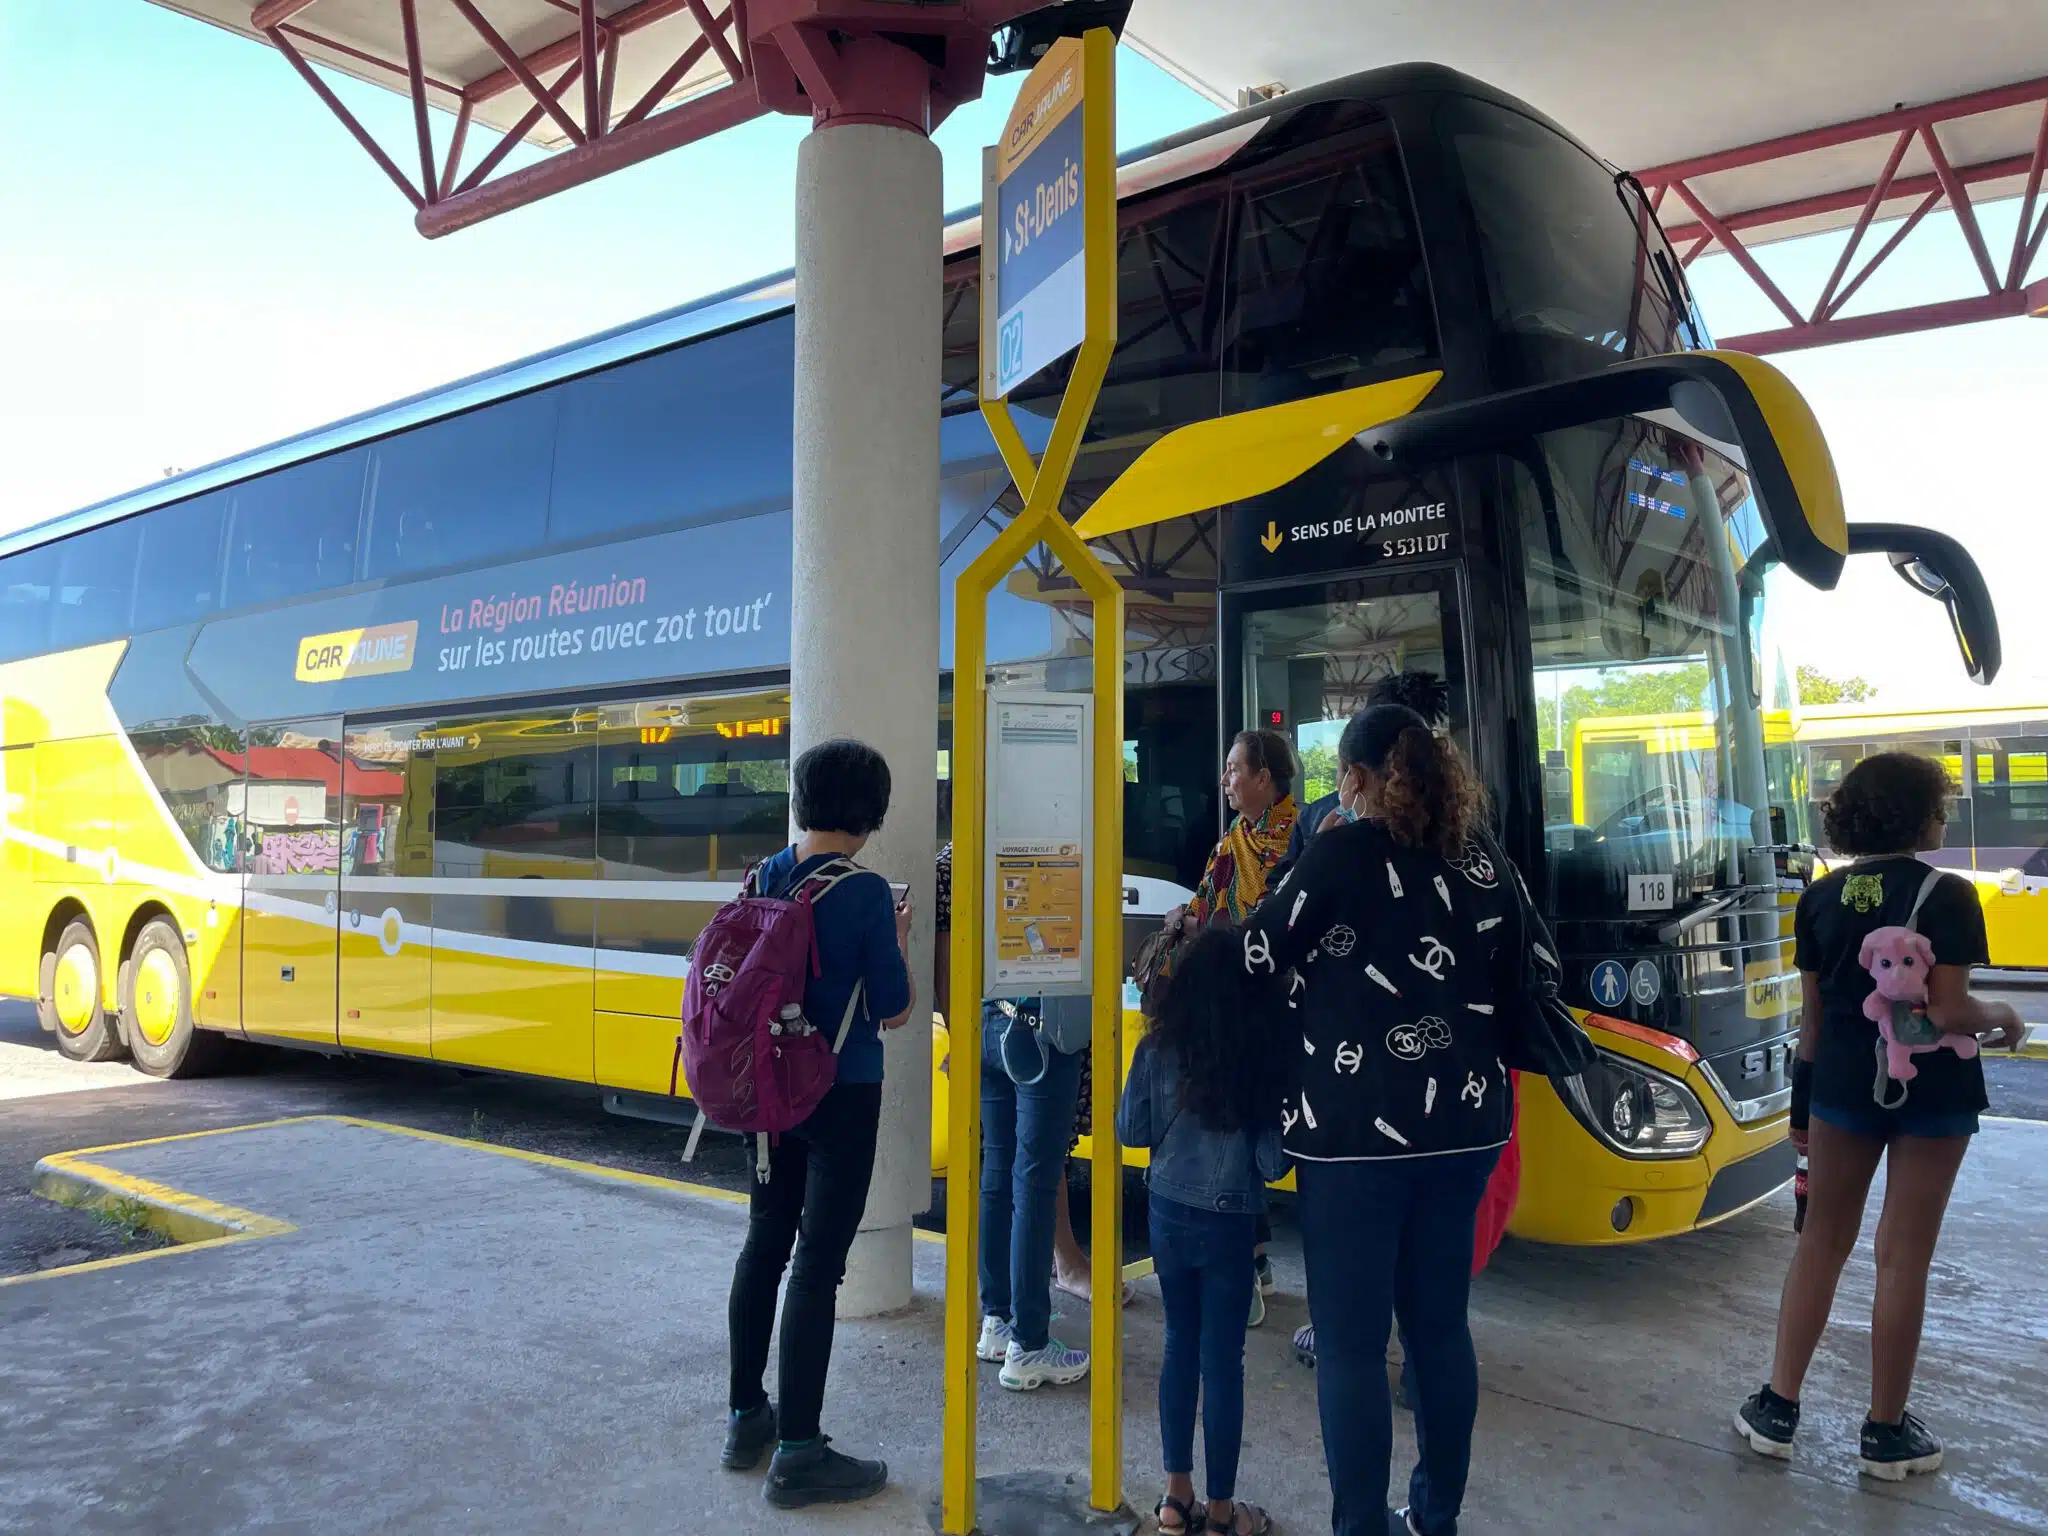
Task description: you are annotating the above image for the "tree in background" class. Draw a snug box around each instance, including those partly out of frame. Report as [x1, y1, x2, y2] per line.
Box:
[1299, 741, 1339, 803]
[1796, 666, 1876, 705]
[1535, 664, 1710, 754]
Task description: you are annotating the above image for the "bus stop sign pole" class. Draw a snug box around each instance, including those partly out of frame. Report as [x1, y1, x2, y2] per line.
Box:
[942, 26, 1121, 1536]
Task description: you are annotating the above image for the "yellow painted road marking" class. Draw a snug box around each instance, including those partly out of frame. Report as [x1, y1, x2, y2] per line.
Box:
[6, 1114, 950, 1289]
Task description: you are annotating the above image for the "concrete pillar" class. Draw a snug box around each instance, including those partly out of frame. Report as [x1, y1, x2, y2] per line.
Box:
[789, 121, 941, 1318]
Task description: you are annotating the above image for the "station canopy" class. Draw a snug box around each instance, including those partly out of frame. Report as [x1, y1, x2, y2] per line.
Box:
[152, 1, 2048, 344]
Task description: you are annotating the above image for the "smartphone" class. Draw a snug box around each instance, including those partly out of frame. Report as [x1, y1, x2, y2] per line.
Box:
[890, 881, 911, 906]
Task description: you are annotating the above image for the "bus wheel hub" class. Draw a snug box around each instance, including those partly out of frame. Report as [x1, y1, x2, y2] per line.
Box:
[54, 944, 97, 1033]
[133, 948, 181, 1047]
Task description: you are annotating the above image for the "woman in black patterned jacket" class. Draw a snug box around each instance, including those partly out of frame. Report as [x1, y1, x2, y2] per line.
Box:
[1239, 704, 1523, 1536]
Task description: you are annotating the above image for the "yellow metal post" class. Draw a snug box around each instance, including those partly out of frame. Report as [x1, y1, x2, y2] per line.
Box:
[941, 28, 1119, 1534]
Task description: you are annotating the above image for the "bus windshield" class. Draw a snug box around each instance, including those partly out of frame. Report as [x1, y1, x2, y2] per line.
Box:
[1514, 420, 1805, 919]
[1440, 94, 1708, 387]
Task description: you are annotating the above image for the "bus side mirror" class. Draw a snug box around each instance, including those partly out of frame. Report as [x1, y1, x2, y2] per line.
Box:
[1850, 522, 2001, 685]
[1360, 349, 1848, 591]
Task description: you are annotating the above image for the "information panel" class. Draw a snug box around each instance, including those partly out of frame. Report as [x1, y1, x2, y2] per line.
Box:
[982, 690, 1093, 998]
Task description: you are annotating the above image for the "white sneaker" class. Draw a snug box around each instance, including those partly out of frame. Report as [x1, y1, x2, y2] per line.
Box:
[976, 1315, 1014, 1363]
[1000, 1338, 1090, 1390]
[1248, 1286, 1267, 1329]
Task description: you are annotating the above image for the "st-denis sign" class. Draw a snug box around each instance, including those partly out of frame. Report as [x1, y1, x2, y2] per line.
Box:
[983, 36, 1090, 398]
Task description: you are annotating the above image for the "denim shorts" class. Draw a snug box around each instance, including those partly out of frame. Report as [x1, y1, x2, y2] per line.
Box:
[1812, 1097, 1980, 1142]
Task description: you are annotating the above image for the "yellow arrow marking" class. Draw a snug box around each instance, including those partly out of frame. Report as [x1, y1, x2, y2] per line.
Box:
[1260, 521, 1284, 553]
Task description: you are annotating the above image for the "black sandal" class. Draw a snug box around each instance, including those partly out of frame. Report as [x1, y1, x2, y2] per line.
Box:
[1207, 1501, 1272, 1536]
[1156, 1495, 1203, 1535]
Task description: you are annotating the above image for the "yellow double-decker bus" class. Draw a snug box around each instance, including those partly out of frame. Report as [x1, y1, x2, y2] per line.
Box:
[2, 63, 1998, 1245]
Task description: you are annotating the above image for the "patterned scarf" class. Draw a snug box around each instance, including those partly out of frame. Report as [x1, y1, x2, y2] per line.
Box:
[1190, 795, 1298, 926]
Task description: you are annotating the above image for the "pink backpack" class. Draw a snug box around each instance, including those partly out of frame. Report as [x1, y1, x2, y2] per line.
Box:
[674, 856, 879, 1179]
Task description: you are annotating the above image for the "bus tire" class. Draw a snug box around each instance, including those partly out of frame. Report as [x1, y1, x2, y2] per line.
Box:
[122, 919, 224, 1079]
[41, 917, 122, 1063]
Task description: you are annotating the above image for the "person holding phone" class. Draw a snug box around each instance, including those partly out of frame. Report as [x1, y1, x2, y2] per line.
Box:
[723, 739, 916, 1508]
[1736, 752, 2025, 1480]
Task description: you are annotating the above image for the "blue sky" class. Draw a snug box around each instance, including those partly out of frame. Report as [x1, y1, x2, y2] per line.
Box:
[1, 5, 2041, 701]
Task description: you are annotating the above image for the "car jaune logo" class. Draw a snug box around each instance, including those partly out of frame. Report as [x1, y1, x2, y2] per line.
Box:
[296, 620, 419, 683]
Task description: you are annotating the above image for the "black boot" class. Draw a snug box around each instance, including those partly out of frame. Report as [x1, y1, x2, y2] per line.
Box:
[763, 1436, 888, 1507]
[721, 1402, 777, 1471]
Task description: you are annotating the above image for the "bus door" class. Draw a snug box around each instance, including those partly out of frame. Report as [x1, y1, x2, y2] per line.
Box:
[337, 720, 434, 1058]
[239, 718, 343, 1047]
[1223, 567, 1468, 806]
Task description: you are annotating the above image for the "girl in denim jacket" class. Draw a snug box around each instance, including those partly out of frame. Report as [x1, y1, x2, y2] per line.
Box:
[1118, 927, 1288, 1536]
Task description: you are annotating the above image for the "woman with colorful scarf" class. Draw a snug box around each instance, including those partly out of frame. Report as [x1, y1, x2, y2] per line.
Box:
[1172, 729, 1300, 932]
[1164, 727, 1297, 1325]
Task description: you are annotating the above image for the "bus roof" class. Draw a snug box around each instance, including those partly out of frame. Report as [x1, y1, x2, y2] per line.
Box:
[1797, 699, 2048, 739]
[5, 62, 1577, 565]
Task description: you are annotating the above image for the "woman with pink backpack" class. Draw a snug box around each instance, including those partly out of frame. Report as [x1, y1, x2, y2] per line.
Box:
[715, 739, 915, 1508]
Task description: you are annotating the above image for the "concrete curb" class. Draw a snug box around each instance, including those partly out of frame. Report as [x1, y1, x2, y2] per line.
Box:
[30, 1153, 296, 1246]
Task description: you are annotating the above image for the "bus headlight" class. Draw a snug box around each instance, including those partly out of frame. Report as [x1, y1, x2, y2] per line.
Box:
[1561, 1050, 1712, 1159]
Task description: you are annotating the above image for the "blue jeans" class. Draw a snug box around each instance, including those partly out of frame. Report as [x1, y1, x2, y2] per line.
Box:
[1151, 1195, 1258, 1502]
[1298, 1149, 1501, 1536]
[979, 1013, 1084, 1351]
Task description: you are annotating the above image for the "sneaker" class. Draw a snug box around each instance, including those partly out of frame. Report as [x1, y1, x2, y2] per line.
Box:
[763, 1436, 887, 1507]
[722, 1401, 777, 1471]
[1248, 1285, 1267, 1329]
[1254, 1253, 1276, 1297]
[1293, 1323, 1316, 1368]
[1859, 1408, 1944, 1480]
[1388, 1509, 1424, 1536]
[1733, 1384, 1800, 1460]
[1000, 1337, 1090, 1390]
[977, 1314, 1014, 1363]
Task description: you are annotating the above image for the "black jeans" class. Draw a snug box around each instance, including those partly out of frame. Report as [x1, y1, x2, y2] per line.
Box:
[727, 1079, 883, 1443]
[1297, 1148, 1501, 1536]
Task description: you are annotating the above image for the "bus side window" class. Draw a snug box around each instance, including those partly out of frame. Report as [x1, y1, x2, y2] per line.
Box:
[50, 519, 141, 651]
[223, 449, 366, 609]
[364, 392, 555, 581]
[131, 490, 229, 633]
[0, 544, 58, 663]
[1972, 735, 2048, 877]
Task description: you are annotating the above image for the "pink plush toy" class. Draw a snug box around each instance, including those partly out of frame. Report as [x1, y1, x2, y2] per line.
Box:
[1859, 926, 1978, 1081]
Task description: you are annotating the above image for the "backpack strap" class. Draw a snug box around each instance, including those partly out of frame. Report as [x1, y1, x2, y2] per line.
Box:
[833, 980, 866, 1054]
[795, 858, 888, 1051]
[798, 859, 885, 904]
[1904, 867, 1945, 933]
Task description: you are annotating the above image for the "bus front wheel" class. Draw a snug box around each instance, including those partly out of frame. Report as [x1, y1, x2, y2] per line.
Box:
[41, 918, 122, 1063]
[122, 919, 225, 1079]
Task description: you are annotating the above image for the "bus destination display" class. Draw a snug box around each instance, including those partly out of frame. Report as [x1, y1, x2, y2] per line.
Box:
[1223, 472, 1462, 583]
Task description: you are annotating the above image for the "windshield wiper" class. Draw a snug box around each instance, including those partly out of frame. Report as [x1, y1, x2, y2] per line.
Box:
[1657, 894, 1737, 945]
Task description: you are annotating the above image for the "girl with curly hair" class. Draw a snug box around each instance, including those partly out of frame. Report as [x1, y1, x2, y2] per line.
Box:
[1119, 925, 1288, 1536]
[1736, 751, 2025, 1480]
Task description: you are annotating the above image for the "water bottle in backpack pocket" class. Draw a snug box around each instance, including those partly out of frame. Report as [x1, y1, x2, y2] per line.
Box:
[675, 856, 881, 1180]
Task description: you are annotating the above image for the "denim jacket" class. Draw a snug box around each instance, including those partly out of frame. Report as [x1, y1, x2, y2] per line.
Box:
[1116, 1034, 1288, 1215]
